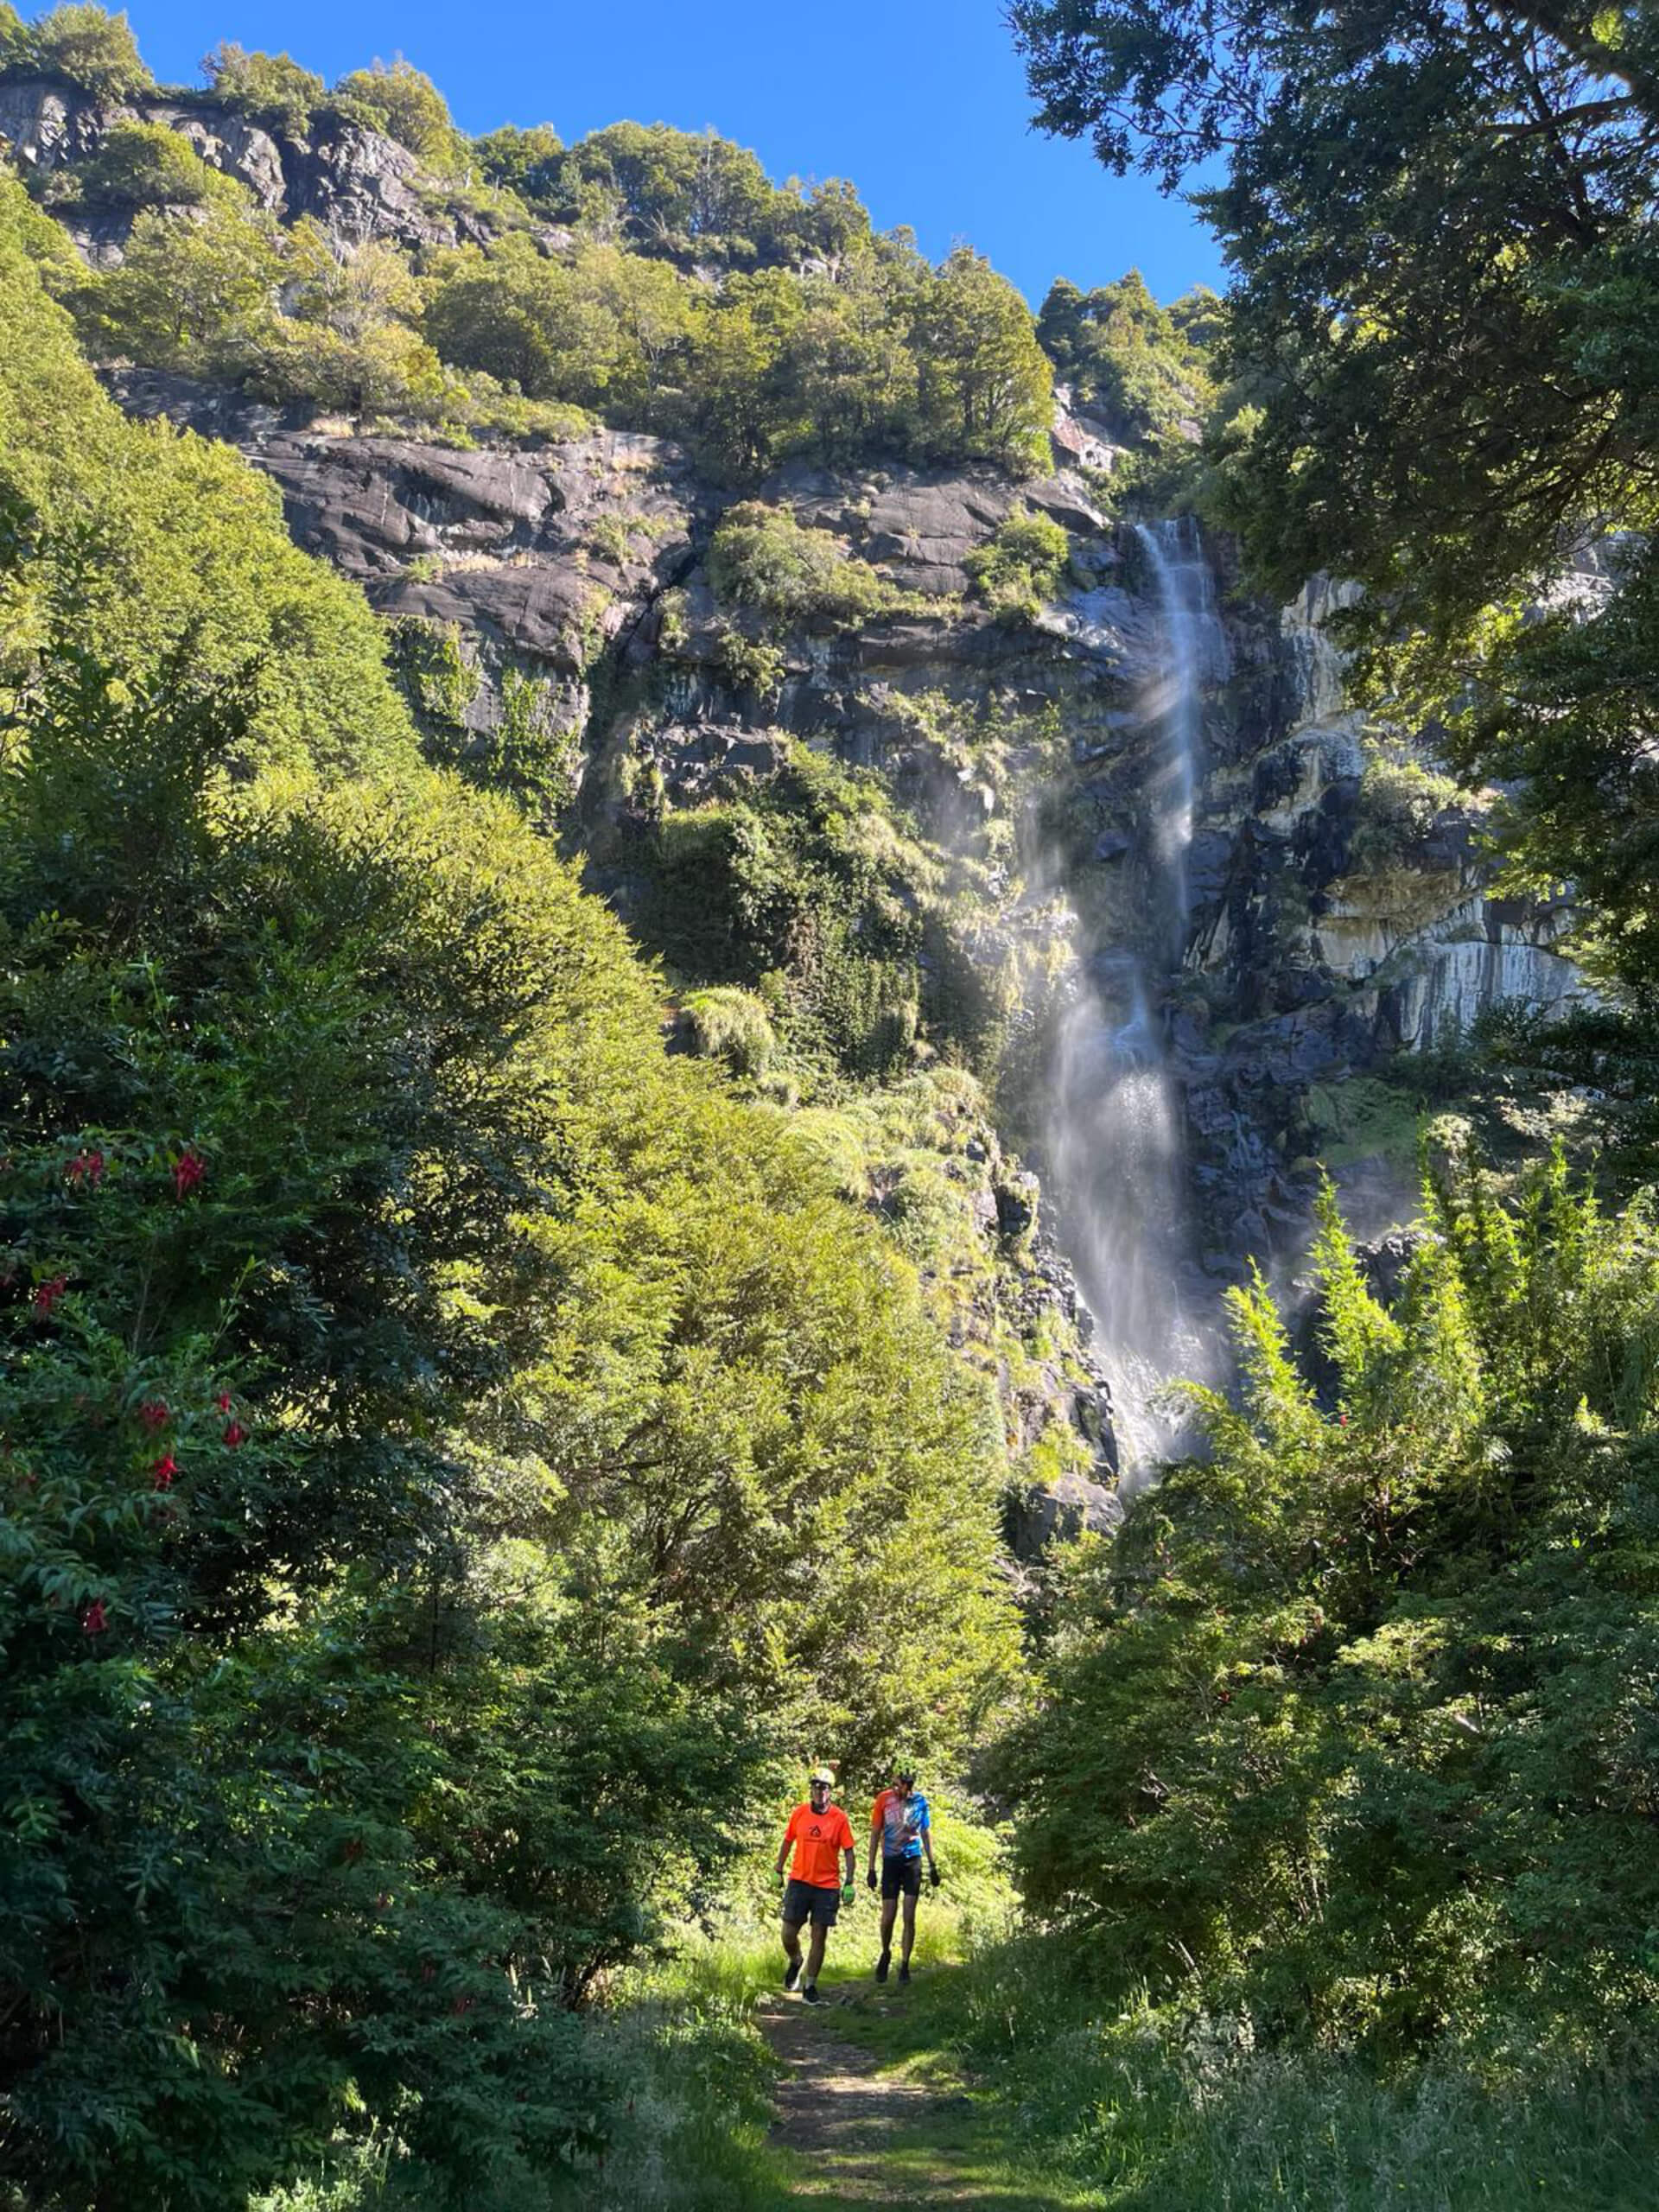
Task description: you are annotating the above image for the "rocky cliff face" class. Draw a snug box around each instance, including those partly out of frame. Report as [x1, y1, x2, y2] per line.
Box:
[95, 365, 1586, 1478]
[10, 86, 1586, 1516]
[0, 77, 496, 260]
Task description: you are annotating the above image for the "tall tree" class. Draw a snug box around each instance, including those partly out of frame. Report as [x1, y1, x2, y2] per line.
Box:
[1012, 0, 1659, 1013]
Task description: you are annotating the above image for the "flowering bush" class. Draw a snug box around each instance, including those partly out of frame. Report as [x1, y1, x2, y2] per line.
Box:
[0, 645, 739, 2203]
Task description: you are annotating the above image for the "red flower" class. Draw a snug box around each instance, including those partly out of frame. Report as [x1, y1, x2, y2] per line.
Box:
[172, 1151, 205, 1198]
[33, 1275, 68, 1317]
[214, 1391, 232, 1413]
[82, 1599, 108, 1636]
[222, 1421, 247, 1448]
[139, 1401, 170, 1431]
[1337, 1413, 1350, 1427]
[66, 1148, 105, 1188]
[151, 1453, 177, 1491]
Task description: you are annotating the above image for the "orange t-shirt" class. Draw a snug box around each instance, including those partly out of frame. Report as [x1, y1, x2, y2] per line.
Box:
[784, 1800, 854, 1888]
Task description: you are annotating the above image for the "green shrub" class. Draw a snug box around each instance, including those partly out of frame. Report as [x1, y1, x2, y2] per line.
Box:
[904, 245, 1055, 474]
[246, 226, 458, 421]
[550, 120, 780, 258]
[69, 194, 283, 372]
[0, 178, 411, 774]
[1038, 269, 1217, 448]
[588, 509, 672, 566]
[75, 119, 238, 209]
[201, 41, 325, 136]
[1, 2, 151, 97]
[332, 57, 460, 168]
[1349, 736, 1467, 874]
[682, 986, 777, 1075]
[713, 620, 786, 704]
[391, 613, 479, 728]
[965, 506, 1071, 620]
[422, 235, 694, 414]
[471, 122, 565, 206]
[454, 372, 594, 443]
[708, 501, 917, 629]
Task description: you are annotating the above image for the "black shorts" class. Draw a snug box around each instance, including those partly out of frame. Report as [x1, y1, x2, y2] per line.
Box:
[783, 1878, 841, 1927]
[880, 1854, 923, 1899]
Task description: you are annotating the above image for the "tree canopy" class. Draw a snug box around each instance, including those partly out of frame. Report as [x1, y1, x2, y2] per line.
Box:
[1014, 0, 1659, 1017]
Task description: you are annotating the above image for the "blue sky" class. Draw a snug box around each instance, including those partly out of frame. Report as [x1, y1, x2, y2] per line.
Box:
[103, 0, 1226, 306]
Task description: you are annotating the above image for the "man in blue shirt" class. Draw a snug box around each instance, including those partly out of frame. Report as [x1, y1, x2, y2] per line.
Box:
[864, 1763, 939, 1983]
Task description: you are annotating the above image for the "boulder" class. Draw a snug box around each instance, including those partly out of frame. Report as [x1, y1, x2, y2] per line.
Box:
[1006, 1473, 1124, 1560]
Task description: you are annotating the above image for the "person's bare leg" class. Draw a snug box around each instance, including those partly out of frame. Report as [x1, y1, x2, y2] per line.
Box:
[782, 1916, 804, 1980]
[879, 1895, 898, 1957]
[805, 1922, 829, 1986]
[899, 1889, 918, 1968]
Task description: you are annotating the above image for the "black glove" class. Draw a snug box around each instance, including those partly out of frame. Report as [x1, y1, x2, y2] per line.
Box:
[929, 1865, 941, 1889]
[866, 1869, 877, 1891]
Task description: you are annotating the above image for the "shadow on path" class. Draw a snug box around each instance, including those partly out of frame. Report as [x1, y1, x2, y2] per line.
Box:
[758, 1976, 1089, 2209]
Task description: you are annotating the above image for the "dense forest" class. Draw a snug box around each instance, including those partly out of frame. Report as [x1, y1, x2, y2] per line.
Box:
[0, 3, 1656, 2207]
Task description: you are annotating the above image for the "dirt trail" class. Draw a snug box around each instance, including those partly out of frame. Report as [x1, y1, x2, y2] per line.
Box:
[756, 1985, 1029, 2208]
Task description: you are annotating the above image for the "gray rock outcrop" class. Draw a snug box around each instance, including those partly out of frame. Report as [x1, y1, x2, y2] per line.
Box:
[0, 77, 492, 257]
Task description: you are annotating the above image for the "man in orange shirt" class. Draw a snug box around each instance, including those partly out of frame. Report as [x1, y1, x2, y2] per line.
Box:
[773, 1766, 856, 2005]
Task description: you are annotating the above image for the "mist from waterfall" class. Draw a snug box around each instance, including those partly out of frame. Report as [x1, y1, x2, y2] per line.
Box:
[1045, 518, 1228, 1478]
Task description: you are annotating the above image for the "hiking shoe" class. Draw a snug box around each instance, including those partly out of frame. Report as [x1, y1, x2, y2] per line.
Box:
[898, 1962, 911, 1985]
[801, 1983, 823, 2005]
[783, 1958, 801, 1992]
[874, 1951, 890, 1983]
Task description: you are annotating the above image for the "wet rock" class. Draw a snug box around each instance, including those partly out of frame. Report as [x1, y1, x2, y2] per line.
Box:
[1005, 1473, 1124, 1560]
[1361, 1229, 1424, 1306]
[994, 1173, 1039, 1241]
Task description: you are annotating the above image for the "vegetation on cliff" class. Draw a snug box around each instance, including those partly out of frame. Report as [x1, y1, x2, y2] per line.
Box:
[0, 6, 1062, 482]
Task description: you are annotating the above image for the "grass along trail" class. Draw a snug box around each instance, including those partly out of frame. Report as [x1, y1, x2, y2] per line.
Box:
[757, 1964, 1091, 2209]
[596, 1926, 1659, 2212]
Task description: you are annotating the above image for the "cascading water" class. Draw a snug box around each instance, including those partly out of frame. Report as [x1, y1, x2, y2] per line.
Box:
[1046, 518, 1229, 1477]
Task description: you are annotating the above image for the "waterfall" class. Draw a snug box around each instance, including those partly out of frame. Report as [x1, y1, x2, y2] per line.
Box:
[1044, 518, 1228, 1478]
[1134, 518, 1224, 951]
